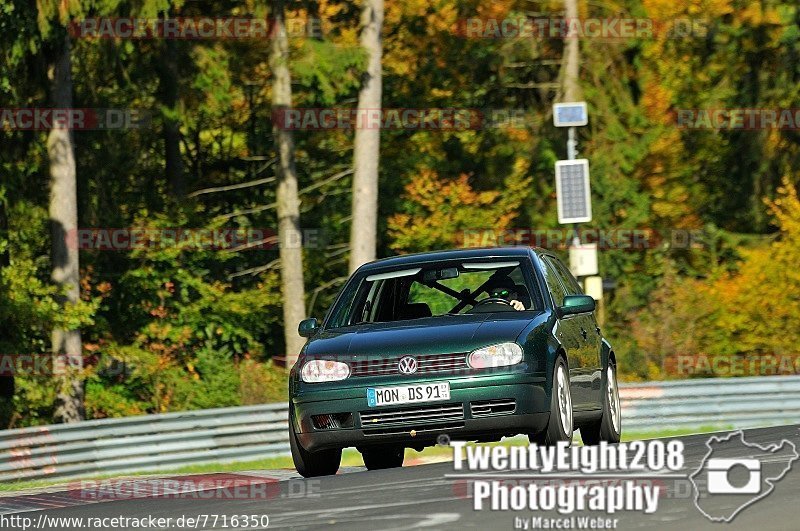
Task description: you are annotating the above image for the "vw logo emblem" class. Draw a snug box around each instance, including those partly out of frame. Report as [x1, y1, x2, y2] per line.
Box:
[398, 356, 418, 374]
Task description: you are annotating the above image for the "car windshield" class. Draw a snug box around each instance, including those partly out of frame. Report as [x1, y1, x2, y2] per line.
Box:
[326, 259, 540, 328]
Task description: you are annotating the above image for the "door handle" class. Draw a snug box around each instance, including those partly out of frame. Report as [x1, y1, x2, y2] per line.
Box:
[581, 328, 588, 340]
[595, 326, 601, 335]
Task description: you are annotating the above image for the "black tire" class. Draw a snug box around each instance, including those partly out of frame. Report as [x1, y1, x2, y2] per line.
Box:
[361, 446, 405, 470]
[581, 362, 622, 445]
[289, 418, 342, 478]
[529, 357, 573, 446]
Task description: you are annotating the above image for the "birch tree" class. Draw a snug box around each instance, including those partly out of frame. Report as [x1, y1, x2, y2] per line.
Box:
[562, 0, 582, 102]
[348, 0, 384, 271]
[48, 33, 84, 422]
[270, 0, 307, 366]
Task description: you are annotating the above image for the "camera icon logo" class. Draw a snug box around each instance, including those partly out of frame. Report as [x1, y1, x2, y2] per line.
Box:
[706, 458, 761, 494]
[690, 430, 798, 522]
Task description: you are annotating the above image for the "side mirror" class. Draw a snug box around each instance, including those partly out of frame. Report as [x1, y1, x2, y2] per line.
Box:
[558, 295, 596, 317]
[298, 318, 319, 338]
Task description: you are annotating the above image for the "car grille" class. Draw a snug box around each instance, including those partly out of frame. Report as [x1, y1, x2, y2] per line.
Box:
[470, 399, 516, 417]
[311, 413, 354, 430]
[363, 422, 466, 437]
[350, 353, 469, 377]
[360, 403, 465, 427]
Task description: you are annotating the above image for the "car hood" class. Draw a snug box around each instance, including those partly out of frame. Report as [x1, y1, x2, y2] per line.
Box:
[304, 313, 540, 359]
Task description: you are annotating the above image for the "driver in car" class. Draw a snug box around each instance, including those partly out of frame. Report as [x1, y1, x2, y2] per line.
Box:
[485, 277, 526, 311]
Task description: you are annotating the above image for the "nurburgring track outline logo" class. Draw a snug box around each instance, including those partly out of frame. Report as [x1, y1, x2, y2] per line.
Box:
[689, 430, 799, 522]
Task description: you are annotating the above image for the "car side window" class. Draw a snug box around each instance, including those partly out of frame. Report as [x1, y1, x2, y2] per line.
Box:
[547, 256, 583, 296]
[353, 280, 381, 324]
[540, 258, 568, 307]
[327, 277, 367, 328]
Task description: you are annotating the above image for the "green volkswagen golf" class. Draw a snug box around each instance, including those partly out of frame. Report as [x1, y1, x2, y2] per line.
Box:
[288, 247, 621, 477]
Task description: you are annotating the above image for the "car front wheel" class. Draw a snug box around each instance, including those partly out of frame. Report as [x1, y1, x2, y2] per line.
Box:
[289, 417, 342, 478]
[529, 357, 573, 446]
[581, 363, 622, 445]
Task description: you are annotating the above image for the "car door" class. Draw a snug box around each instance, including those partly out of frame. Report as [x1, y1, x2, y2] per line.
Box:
[546, 256, 603, 406]
[538, 255, 590, 407]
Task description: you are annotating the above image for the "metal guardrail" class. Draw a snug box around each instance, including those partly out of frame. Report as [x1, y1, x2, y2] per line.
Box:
[0, 404, 289, 483]
[620, 374, 800, 431]
[1, 375, 799, 483]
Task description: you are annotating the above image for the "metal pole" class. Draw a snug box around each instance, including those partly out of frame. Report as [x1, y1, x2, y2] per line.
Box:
[568, 127, 603, 322]
[567, 126, 581, 264]
[567, 126, 577, 160]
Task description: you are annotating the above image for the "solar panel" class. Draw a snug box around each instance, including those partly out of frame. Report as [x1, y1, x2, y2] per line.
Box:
[555, 159, 592, 224]
[553, 102, 588, 127]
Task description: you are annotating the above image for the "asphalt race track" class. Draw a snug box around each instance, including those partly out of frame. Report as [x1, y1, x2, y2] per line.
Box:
[2, 425, 799, 530]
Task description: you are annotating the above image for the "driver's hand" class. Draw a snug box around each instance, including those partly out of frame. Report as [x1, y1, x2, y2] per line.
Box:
[510, 300, 525, 311]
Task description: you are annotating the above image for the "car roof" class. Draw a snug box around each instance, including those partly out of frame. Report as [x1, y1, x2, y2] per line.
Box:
[357, 247, 544, 272]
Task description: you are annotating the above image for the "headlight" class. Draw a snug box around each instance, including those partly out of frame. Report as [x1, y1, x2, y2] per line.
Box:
[468, 342, 523, 369]
[301, 359, 350, 383]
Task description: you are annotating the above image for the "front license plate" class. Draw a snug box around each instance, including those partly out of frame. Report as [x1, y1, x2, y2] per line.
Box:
[367, 382, 451, 407]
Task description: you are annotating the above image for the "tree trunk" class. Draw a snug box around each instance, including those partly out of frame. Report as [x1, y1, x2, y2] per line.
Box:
[562, 0, 582, 102]
[48, 34, 84, 423]
[0, 196, 12, 427]
[0, 194, 9, 268]
[348, 0, 384, 272]
[270, 0, 307, 367]
[159, 39, 185, 199]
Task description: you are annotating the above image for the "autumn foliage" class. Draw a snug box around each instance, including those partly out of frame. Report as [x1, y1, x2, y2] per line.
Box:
[388, 170, 530, 252]
[629, 179, 800, 380]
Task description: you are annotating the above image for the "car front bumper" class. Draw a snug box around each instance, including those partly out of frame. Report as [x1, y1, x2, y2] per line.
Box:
[291, 372, 550, 452]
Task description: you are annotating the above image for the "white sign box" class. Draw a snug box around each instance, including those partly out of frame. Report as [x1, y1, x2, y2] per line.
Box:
[569, 242, 599, 277]
[584, 275, 604, 301]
